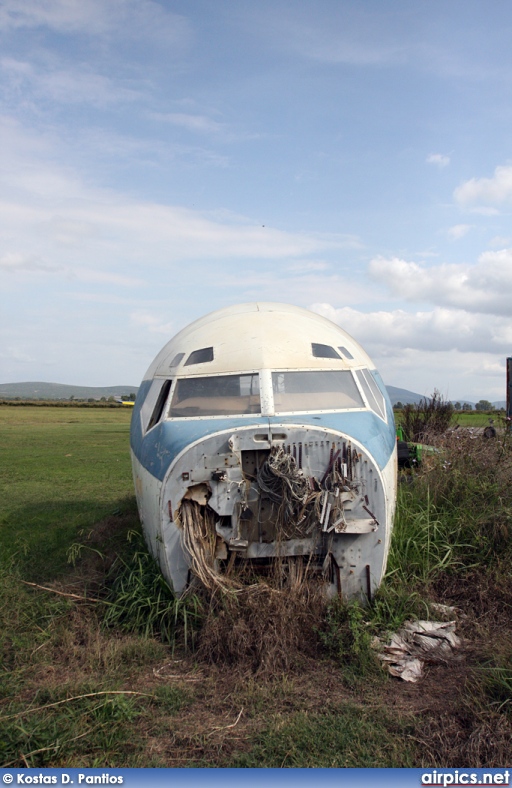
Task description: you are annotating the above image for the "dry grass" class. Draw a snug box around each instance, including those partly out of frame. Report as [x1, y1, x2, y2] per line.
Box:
[196, 572, 326, 674]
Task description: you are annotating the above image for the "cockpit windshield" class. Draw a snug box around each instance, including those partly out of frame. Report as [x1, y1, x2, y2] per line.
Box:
[272, 370, 364, 413]
[169, 374, 260, 417]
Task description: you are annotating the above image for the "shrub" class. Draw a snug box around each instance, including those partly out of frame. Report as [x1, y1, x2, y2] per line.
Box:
[401, 389, 454, 443]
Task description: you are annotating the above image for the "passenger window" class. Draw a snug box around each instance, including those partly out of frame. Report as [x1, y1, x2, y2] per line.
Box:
[356, 369, 386, 421]
[169, 374, 260, 417]
[271, 370, 363, 413]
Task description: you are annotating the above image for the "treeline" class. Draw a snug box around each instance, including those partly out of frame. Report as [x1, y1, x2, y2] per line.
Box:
[393, 399, 503, 412]
[0, 399, 126, 408]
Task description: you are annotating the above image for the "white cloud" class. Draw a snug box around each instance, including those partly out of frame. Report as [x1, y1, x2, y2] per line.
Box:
[0, 115, 349, 306]
[0, 58, 140, 107]
[310, 303, 509, 400]
[0, 251, 58, 272]
[0, 0, 189, 43]
[310, 303, 510, 355]
[0, 345, 34, 363]
[249, 6, 406, 66]
[130, 310, 175, 336]
[285, 260, 330, 273]
[427, 153, 450, 168]
[156, 113, 225, 135]
[74, 269, 145, 288]
[447, 224, 470, 240]
[368, 252, 512, 316]
[454, 164, 512, 207]
[489, 235, 512, 248]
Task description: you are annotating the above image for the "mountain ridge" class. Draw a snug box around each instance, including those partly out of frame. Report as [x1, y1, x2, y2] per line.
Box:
[0, 381, 138, 400]
[0, 381, 505, 408]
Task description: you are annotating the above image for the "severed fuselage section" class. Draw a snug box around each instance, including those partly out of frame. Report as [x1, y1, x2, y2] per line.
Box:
[155, 424, 390, 600]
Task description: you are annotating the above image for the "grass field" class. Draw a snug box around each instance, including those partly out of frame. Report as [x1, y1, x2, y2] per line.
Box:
[393, 409, 500, 430]
[1, 406, 511, 767]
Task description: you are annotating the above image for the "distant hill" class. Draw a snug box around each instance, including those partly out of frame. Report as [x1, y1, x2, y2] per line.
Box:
[3, 380, 421, 404]
[1, 381, 504, 409]
[0, 382, 139, 400]
[385, 386, 425, 405]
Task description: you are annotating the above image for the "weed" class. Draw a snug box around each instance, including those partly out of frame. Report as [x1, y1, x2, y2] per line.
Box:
[0, 691, 146, 767]
[102, 537, 203, 648]
[318, 598, 383, 685]
[478, 664, 512, 713]
[152, 685, 192, 714]
[387, 487, 474, 587]
[401, 389, 454, 443]
[229, 706, 416, 767]
[67, 542, 106, 567]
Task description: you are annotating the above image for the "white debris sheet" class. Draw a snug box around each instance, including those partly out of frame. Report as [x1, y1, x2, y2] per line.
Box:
[375, 620, 461, 682]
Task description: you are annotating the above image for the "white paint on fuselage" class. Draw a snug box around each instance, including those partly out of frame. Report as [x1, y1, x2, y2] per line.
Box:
[131, 302, 398, 598]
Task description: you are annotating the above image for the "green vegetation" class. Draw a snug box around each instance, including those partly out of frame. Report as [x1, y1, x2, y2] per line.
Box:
[229, 707, 416, 767]
[102, 536, 203, 649]
[1, 405, 511, 767]
[394, 406, 503, 430]
[0, 406, 134, 579]
[399, 390, 454, 442]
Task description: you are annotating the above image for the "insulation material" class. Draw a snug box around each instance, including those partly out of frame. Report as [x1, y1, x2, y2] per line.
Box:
[375, 620, 461, 682]
[175, 445, 365, 594]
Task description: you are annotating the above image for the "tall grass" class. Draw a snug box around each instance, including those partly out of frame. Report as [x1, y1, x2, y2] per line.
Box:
[401, 389, 454, 442]
[102, 534, 203, 649]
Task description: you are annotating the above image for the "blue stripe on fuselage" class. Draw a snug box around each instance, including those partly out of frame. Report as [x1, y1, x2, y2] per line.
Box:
[268, 411, 395, 471]
[130, 382, 271, 481]
[131, 379, 396, 482]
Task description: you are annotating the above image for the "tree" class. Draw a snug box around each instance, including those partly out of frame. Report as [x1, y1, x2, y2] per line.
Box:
[462, 402, 473, 411]
[475, 400, 493, 412]
[394, 401, 403, 410]
[454, 402, 461, 410]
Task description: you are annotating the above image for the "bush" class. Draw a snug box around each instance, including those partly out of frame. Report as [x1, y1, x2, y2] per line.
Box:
[401, 389, 453, 442]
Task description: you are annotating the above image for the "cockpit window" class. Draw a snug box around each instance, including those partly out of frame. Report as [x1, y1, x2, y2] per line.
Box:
[169, 352, 185, 368]
[272, 370, 363, 413]
[184, 346, 214, 366]
[147, 379, 172, 430]
[338, 346, 354, 360]
[311, 343, 342, 359]
[140, 378, 172, 434]
[169, 374, 260, 417]
[356, 369, 387, 421]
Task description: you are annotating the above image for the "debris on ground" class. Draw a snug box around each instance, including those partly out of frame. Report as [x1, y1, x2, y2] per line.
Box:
[375, 620, 461, 682]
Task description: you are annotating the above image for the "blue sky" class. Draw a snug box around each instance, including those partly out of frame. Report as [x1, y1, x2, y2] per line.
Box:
[1, 0, 512, 401]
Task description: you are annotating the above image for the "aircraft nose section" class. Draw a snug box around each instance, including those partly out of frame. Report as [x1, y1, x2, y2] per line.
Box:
[159, 423, 392, 599]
